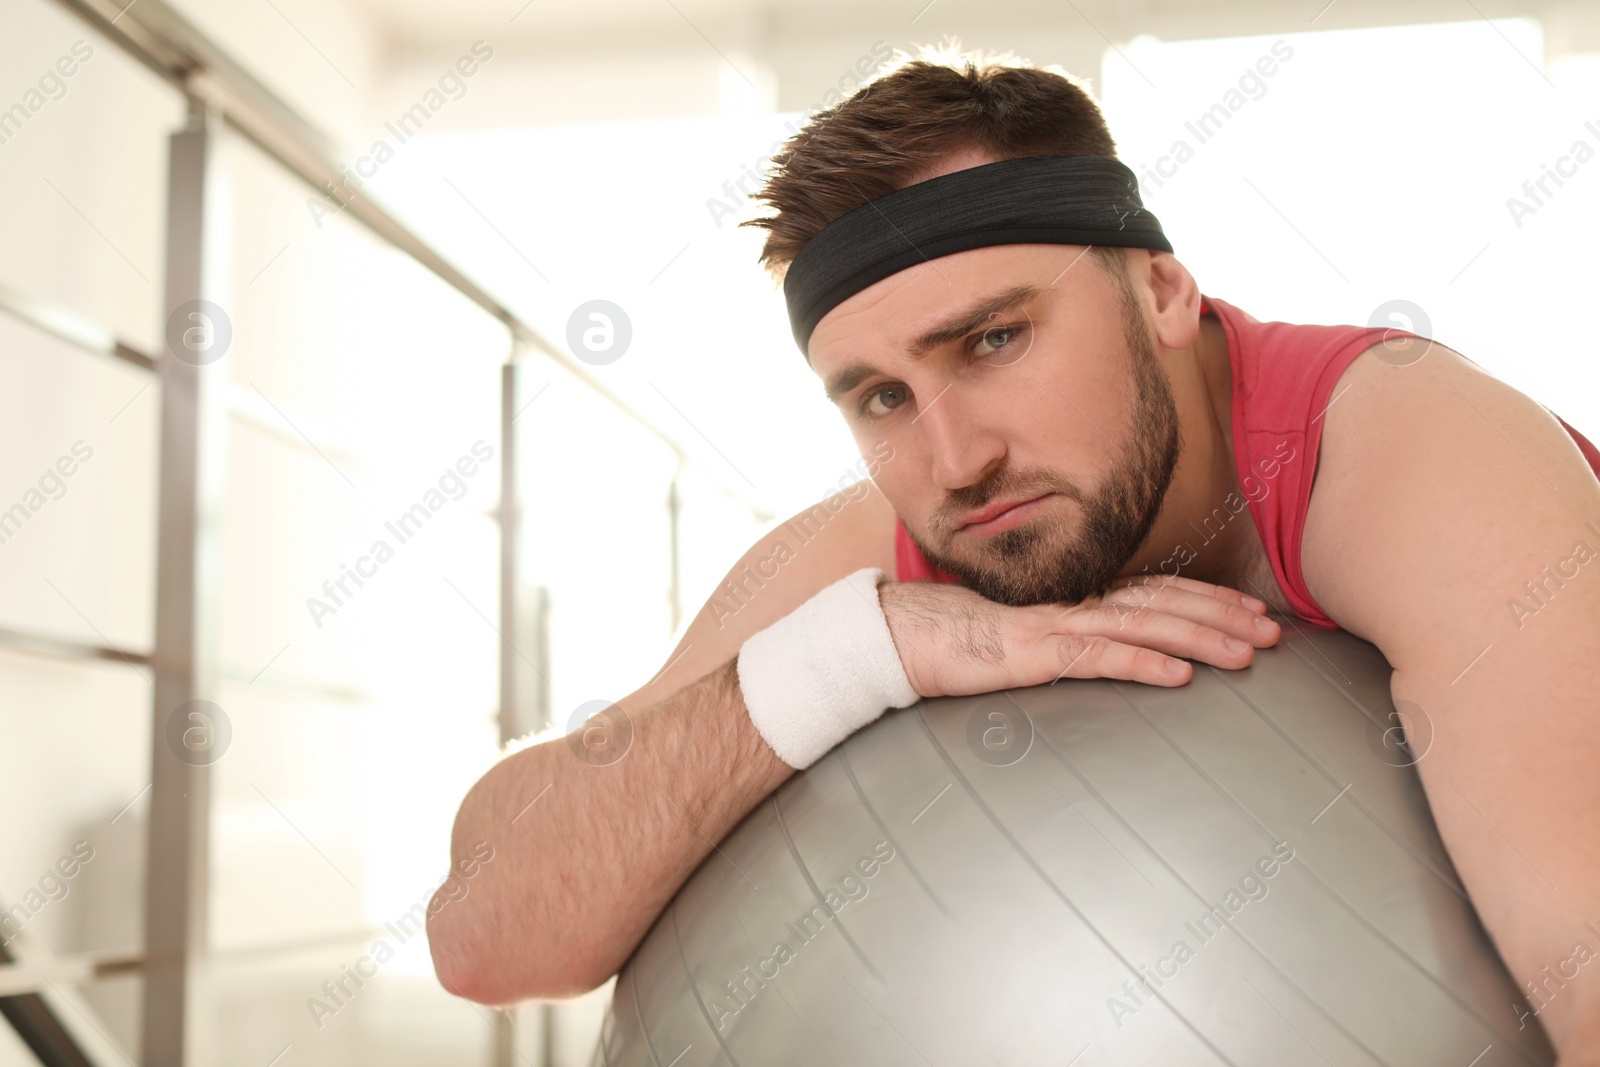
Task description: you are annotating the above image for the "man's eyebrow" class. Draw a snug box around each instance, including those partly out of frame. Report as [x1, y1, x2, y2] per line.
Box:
[821, 283, 1046, 405]
[823, 363, 879, 404]
[909, 283, 1045, 356]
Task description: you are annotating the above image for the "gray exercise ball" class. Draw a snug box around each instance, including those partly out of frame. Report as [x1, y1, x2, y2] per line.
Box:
[591, 621, 1554, 1066]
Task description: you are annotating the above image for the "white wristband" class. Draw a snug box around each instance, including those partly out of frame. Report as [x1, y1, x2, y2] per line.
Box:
[736, 568, 920, 769]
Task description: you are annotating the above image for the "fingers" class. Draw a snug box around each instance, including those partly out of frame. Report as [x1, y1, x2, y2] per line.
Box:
[1009, 580, 1283, 688]
[1098, 577, 1281, 653]
[1036, 632, 1194, 688]
[1108, 573, 1268, 615]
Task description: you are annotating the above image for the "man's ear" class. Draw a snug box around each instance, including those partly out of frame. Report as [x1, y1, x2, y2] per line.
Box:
[1140, 250, 1203, 352]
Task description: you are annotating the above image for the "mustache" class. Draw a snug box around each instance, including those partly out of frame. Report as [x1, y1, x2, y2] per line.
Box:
[930, 468, 1084, 534]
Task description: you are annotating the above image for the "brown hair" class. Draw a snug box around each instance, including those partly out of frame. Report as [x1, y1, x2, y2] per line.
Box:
[743, 42, 1125, 283]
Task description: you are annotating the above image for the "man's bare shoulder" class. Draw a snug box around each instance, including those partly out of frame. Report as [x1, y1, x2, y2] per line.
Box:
[1301, 334, 1597, 643]
[618, 482, 900, 711]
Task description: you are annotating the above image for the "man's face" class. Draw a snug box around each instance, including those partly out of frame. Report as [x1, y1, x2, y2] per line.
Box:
[809, 243, 1181, 606]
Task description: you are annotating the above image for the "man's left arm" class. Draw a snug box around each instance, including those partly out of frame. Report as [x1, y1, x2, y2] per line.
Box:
[1302, 339, 1600, 1062]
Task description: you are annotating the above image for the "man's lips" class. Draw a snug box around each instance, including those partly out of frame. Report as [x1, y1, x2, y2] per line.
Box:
[954, 493, 1055, 536]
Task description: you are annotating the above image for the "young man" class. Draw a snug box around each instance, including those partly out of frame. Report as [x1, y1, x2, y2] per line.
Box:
[429, 50, 1600, 1060]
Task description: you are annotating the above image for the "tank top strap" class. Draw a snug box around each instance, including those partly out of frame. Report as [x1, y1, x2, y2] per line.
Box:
[1210, 295, 1409, 628]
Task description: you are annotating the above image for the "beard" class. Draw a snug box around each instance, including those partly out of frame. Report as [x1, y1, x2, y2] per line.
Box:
[904, 282, 1182, 607]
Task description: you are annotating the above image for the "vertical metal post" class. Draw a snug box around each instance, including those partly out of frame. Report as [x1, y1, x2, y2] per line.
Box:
[539, 1004, 556, 1067]
[497, 353, 555, 1064]
[667, 464, 684, 637]
[142, 98, 229, 1067]
[531, 584, 551, 734]
[499, 354, 554, 746]
[499, 358, 520, 750]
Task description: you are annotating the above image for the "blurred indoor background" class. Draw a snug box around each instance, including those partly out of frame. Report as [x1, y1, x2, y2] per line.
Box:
[1, 0, 1597, 1063]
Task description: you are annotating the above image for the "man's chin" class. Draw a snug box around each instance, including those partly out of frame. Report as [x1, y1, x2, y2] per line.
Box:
[923, 527, 1134, 606]
[924, 551, 1070, 608]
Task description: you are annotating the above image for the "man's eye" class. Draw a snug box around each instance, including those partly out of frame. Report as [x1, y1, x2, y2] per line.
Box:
[862, 385, 908, 418]
[972, 325, 1023, 360]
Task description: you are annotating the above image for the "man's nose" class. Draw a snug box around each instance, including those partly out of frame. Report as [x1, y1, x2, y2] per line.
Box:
[916, 384, 1006, 493]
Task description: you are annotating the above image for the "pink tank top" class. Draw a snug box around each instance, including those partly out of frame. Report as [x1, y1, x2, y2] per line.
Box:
[894, 295, 1600, 630]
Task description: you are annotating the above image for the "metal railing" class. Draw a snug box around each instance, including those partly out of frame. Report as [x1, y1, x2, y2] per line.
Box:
[0, 0, 772, 1063]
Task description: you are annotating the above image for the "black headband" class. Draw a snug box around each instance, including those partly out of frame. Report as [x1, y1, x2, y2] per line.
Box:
[782, 155, 1173, 356]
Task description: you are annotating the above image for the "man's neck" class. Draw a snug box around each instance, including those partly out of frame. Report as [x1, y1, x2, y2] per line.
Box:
[1118, 312, 1272, 596]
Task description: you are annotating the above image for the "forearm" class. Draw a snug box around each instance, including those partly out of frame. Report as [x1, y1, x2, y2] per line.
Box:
[427, 659, 792, 1004]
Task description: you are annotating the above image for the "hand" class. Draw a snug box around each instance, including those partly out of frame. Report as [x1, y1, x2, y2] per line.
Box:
[879, 573, 1281, 699]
